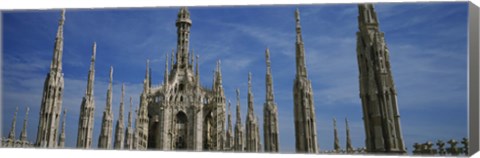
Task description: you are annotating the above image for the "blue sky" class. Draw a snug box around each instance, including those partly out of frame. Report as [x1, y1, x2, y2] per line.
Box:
[1, 2, 468, 154]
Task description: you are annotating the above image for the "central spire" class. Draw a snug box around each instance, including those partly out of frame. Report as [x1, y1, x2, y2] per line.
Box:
[175, 7, 192, 69]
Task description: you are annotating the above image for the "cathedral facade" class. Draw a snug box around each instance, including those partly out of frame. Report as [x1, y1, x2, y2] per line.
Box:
[142, 7, 227, 151]
[2, 4, 410, 155]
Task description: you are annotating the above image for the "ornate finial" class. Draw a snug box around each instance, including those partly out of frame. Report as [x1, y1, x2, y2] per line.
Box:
[265, 48, 271, 74]
[109, 66, 114, 83]
[92, 42, 97, 61]
[266, 48, 270, 60]
[145, 59, 150, 79]
[248, 72, 252, 90]
[236, 89, 240, 102]
[295, 8, 300, 18]
[295, 8, 303, 43]
[60, 9, 66, 25]
[218, 60, 221, 69]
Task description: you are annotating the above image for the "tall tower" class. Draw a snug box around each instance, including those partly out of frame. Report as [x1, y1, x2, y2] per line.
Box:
[233, 89, 244, 152]
[36, 9, 66, 148]
[76, 42, 97, 149]
[263, 48, 280, 152]
[20, 107, 30, 147]
[135, 60, 150, 150]
[175, 7, 192, 69]
[345, 118, 353, 154]
[292, 8, 319, 153]
[333, 118, 340, 153]
[356, 4, 406, 154]
[113, 84, 125, 149]
[58, 109, 66, 148]
[98, 66, 114, 149]
[245, 73, 260, 152]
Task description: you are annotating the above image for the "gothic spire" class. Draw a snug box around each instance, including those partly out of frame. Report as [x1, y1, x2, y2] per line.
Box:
[265, 48, 275, 102]
[86, 42, 97, 97]
[263, 48, 280, 152]
[294, 8, 308, 78]
[114, 83, 125, 149]
[58, 109, 66, 148]
[236, 89, 242, 124]
[20, 106, 30, 143]
[98, 66, 114, 149]
[245, 72, 259, 152]
[333, 118, 340, 153]
[8, 106, 19, 140]
[234, 88, 244, 151]
[345, 118, 353, 153]
[120, 84, 125, 122]
[128, 97, 133, 130]
[292, 8, 318, 153]
[50, 9, 66, 73]
[108, 66, 113, 112]
[77, 41, 97, 148]
[247, 72, 254, 116]
[36, 10, 66, 148]
[214, 60, 223, 90]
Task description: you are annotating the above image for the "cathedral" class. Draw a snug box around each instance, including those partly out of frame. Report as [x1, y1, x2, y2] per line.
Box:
[1, 4, 407, 155]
